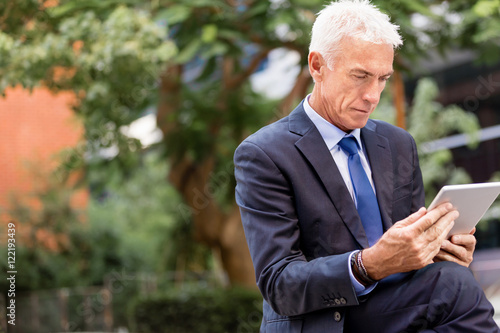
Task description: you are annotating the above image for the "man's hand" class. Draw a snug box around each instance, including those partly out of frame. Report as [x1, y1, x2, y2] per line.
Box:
[433, 228, 476, 267]
[362, 203, 458, 280]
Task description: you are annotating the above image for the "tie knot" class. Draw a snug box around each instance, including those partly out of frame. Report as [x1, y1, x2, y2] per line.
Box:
[338, 136, 359, 156]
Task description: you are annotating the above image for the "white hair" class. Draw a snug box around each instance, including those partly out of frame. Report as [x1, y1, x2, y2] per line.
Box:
[309, 0, 403, 68]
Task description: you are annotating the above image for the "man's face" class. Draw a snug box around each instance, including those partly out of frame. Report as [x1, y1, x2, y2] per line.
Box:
[310, 37, 394, 132]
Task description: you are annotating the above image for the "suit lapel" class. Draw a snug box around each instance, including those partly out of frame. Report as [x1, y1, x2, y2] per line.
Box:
[289, 105, 370, 248]
[361, 122, 394, 231]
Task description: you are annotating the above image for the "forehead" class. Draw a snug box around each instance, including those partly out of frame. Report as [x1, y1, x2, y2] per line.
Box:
[335, 37, 394, 74]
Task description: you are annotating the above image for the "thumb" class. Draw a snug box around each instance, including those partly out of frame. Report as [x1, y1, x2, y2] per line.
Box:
[395, 207, 426, 228]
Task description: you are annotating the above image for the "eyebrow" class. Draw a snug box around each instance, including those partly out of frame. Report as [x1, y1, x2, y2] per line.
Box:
[350, 69, 394, 77]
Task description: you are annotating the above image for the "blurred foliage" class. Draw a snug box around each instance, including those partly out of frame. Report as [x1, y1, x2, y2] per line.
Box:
[88, 151, 213, 275]
[408, 78, 480, 202]
[0, 170, 89, 292]
[132, 287, 263, 333]
[0, 152, 211, 293]
[449, 0, 500, 64]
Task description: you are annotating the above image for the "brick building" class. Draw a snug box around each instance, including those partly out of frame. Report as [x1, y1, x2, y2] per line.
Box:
[0, 86, 88, 248]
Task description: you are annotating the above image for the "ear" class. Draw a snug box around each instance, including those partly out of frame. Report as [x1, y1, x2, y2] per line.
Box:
[308, 51, 326, 82]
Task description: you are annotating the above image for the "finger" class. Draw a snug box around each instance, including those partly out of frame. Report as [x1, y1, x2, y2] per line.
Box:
[433, 257, 443, 263]
[440, 239, 467, 259]
[410, 203, 454, 233]
[422, 211, 456, 252]
[426, 225, 453, 258]
[434, 212, 457, 239]
[420, 210, 457, 243]
[395, 207, 426, 228]
[433, 250, 455, 263]
[434, 249, 469, 267]
[439, 237, 474, 266]
[450, 234, 477, 251]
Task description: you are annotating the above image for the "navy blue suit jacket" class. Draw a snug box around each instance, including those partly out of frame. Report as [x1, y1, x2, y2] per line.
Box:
[234, 102, 425, 332]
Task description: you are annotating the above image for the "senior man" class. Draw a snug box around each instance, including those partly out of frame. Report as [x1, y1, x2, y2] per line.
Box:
[234, 0, 499, 332]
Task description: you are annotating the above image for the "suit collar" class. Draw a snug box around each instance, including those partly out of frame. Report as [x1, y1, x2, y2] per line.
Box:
[289, 102, 315, 136]
[290, 103, 394, 247]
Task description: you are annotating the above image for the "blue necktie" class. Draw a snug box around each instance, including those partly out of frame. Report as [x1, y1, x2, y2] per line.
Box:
[338, 136, 383, 246]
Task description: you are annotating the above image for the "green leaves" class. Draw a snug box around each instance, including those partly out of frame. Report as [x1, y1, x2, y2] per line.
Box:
[448, 0, 500, 64]
[409, 78, 479, 147]
[156, 5, 191, 25]
[47, 0, 141, 18]
[400, 0, 439, 19]
[174, 39, 202, 64]
[410, 78, 479, 201]
[201, 24, 217, 43]
[473, 0, 500, 18]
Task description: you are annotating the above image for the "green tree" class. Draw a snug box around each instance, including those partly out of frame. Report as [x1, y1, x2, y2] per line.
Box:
[450, 0, 500, 64]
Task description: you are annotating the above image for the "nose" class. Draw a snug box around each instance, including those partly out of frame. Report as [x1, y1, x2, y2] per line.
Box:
[362, 79, 382, 105]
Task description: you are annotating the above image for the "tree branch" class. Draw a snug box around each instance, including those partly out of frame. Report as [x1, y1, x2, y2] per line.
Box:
[157, 65, 182, 136]
[278, 66, 312, 118]
[226, 49, 270, 89]
[0, 0, 15, 30]
[222, 56, 235, 89]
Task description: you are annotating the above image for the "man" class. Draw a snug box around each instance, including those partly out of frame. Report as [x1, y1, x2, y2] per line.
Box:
[234, 0, 499, 332]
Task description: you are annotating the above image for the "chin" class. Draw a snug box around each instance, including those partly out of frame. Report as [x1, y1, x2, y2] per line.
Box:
[351, 119, 370, 130]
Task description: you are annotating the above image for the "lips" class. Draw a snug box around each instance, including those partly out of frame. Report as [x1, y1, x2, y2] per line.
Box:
[352, 108, 370, 113]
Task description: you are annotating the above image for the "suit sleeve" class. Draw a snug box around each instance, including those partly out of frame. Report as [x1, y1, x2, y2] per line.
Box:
[234, 140, 358, 317]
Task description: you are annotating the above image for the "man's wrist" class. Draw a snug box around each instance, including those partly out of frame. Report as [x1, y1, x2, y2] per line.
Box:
[351, 250, 378, 286]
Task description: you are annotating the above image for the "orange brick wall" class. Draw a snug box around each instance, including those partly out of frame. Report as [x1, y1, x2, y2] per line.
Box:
[0, 86, 88, 222]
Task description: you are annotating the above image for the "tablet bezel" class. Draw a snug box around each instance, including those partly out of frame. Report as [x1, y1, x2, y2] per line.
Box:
[427, 182, 500, 237]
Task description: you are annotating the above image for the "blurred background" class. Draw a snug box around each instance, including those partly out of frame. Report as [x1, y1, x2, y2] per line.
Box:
[0, 0, 499, 332]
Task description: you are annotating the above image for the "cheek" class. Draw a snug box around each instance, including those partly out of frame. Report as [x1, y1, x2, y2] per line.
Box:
[325, 82, 348, 103]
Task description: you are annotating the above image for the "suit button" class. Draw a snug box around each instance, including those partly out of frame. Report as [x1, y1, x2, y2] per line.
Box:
[334, 311, 342, 322]
[340, 297, 347, 305]
[334, 298, 341, 305]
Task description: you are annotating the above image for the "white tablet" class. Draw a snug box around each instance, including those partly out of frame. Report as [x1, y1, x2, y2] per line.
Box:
[427, 182, 500, 237]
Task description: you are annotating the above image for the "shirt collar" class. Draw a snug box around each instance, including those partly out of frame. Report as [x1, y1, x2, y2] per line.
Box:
[303, 94, 362, 151]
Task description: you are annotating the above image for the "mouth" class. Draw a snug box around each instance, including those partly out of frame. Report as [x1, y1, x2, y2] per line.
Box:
[352, 108, 370, 113]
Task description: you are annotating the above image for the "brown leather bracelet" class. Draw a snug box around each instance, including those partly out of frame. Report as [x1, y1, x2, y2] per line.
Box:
[356, 250, 378, 285]
[351, 250, 377, 286]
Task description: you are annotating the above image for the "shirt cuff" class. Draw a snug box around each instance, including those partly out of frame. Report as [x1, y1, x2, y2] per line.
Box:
[348, 251, 377, 296]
